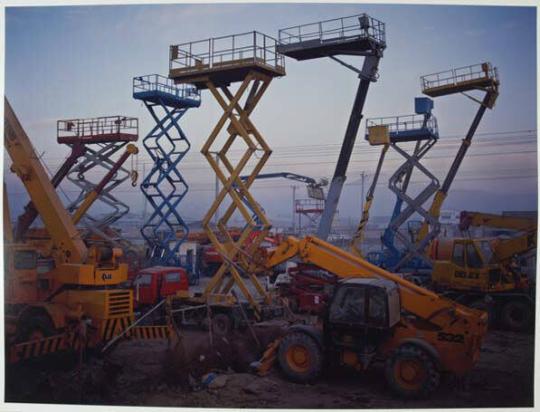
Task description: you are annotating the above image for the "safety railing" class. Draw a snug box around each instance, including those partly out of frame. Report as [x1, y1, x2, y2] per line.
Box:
[57, 115, 138, 140]
[421, 62, 499, 92]
[366, 114, 438, 137]
[296, 198, 325, 213]
[133, 74, 200, 102]
[170, 31, 285, 74]
[278, 13, 386, 47]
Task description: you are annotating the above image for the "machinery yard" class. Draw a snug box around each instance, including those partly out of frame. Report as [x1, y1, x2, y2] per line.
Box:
[2, 2, 538, 410]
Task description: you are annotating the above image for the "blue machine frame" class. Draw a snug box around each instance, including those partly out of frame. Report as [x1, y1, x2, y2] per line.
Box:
[133, 74, 201, 280]
[365, 97, 439, 273]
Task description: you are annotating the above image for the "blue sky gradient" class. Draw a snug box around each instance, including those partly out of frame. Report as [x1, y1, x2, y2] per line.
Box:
[4, 3, 538, 222]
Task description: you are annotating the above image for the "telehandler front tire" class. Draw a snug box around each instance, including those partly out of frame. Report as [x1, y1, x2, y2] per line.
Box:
[278, 332, 322, 383]
[385, 344, 440, 399]
[500, 300, 531, 332]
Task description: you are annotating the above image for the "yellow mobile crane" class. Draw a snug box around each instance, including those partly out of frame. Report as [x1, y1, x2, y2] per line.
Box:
[4, 98, 135, 362]
[430, 211, 536, 331]
[263, 236, 487, 398]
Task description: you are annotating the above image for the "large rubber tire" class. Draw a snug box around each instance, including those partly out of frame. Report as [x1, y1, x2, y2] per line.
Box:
[469, 299, 496, 328]
[278, 332, 322, 383]
[500, 300, 532, 332]
[16, 312, 55, 343]
[385, 344, 440, 399]
[211, 313, 232, 336]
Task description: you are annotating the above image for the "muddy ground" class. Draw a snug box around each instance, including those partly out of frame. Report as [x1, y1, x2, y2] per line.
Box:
[5, 328, 534, 408]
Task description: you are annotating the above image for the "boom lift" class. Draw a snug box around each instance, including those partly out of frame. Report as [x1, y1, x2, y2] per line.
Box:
[414, 63, 500, 266]
[264, 235, 488, 398]
[277, 14, 386, 240]
[430, 211, 536, 331]
[4, 98, 135, 362]
[240, 171, 328, 234]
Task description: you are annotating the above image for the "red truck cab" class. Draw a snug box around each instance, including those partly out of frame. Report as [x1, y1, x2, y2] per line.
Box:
[130, 266, 189, 308]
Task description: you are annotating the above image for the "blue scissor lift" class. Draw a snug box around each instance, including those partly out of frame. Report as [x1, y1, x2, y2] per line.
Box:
[363, 97, 439, 273]
[133, 74, 201, 283]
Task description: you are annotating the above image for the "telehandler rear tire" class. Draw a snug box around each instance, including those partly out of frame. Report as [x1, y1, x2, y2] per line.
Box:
[16, 312, 54, 343]
[278, 332, 322, 383]
[211, 313, 232, 336]
[385, 344, 440, 399]
[500, 300, 531, 332]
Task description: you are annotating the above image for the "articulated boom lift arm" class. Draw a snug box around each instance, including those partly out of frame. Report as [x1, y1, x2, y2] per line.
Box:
[267, 235, 486, 330]
[417, 63, 499, 245]
[4, 98, 88, 263]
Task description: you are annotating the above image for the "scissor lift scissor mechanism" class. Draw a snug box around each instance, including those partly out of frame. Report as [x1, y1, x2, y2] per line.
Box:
[56, 116, 139, 250]
[169, 31, 285, 313]
[133, 74, 201, 266]
[354, 98, 440, 270]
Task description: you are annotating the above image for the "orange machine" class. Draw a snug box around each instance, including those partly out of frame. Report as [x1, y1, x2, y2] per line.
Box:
[4, 98, 134, 362]
[429, 211, 536, 331]
[262, 236, 488, 398]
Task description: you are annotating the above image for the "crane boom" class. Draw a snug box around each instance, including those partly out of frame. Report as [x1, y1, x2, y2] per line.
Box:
[4, 98, 88, 263]
[266, 235, 486, 330]
[459, 210, 537, 263]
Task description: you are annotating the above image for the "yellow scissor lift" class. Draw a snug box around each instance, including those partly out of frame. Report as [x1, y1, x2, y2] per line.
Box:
[169, 31, 286, 320]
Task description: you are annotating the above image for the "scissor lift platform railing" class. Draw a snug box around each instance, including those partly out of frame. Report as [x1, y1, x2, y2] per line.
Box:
[277, 14, 386, 60]
[421, 62, 499, 98]
[133, 74, 201, 109]
[366, 114, 439, 143]
[169, 31, 285, 89]
[57, 116, 138, 144]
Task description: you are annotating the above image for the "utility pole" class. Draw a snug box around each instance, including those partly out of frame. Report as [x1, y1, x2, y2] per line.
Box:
[291, 185, 297, 234]
[360, 171, 366, 212]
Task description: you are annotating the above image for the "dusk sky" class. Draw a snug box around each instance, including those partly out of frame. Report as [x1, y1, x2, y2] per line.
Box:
[4, 3, 537, 225]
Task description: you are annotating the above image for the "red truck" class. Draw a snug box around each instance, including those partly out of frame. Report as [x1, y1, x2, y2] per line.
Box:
[130, 266, 189, 310]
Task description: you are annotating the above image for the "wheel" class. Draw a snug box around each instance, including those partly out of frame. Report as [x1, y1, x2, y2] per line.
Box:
[211, 313, 232, 336]
[385, 344, 440, 399]
[468, 299, 496, 328]
[500, 300, 531, 332]
[278, 332, 322, 383]
[16, 312, 55, 343]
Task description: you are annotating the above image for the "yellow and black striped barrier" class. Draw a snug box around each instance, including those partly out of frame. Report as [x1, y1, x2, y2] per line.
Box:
[127, 325, 171, 340]
[9, 333, 83, 363]
[101, 316, 133, 341]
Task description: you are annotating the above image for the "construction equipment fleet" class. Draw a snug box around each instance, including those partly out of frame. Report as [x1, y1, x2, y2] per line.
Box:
[429, 211, 536, 331]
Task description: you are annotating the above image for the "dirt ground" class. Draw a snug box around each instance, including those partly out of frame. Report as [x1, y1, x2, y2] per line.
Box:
[5, 328, 534, 408]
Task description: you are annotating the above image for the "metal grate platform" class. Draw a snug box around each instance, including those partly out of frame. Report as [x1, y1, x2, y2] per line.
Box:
[277, 14, 386, 60]
[169, 31, 285, 88]
[421, 62, 499, 97]
[133, 74, 201, 109]
[366, 114, 438, 144]
[57, 116, 138, 144]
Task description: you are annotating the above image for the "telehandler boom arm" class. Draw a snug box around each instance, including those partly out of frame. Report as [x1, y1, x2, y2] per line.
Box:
[266, 235, 486, 330]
